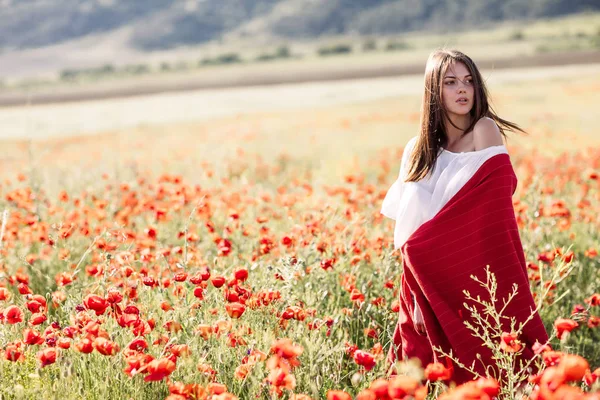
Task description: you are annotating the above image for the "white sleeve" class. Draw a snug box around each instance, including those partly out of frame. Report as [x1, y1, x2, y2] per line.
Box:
[380, 136, 416, 220]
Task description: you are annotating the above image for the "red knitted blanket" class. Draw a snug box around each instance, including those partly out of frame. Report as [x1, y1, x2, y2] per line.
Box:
[388, 153, 549, 384]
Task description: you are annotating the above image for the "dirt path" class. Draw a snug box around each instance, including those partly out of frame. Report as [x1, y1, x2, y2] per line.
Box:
[1, 50, 599, 108]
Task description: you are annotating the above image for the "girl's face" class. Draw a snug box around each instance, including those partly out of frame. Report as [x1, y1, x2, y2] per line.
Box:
[441, 61, 474, 118]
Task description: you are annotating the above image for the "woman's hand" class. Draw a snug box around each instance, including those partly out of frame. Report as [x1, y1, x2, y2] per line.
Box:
[413, 300, 426, 336]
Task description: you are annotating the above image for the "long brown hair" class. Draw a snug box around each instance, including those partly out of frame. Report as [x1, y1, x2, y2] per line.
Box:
[405, 48, 527, 182]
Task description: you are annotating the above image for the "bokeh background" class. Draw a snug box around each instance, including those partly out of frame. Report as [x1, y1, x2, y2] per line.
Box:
[0, 0, 599, 191]
[1, 2, 600, 399]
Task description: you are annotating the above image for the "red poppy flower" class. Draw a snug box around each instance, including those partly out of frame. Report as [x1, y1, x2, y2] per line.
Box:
[225, 302, 246, 319]
[23, 328, 45, 345]
[207, 382, 226, 395]
[500, 332, 522, 353]
[265, 367, 296, 396]
[106, 288, 123, 304]
[554, 318, 579, 340]
[26, 299, 44, 313]
[350, 289, 365, 303]
[474, 377, 500, 397]
[29, 312, 47, 326]
[217, 239, 232, 256]
[4, 342, 25, 362]
[195, 324, 213, 340]
[584, 368, 600, 386]
[367, 378, 388, 397]
[281, 236, 293, 247]
[143, 358, 176, 382]
[0, 287, 10, 301]
[37, 347, 58, 367]
[355, 389, 376, 400]
[585, 293, 600, 307]
[173, 272, 187, 282]
[4, 305, 24, 324]
[163, 321, 182, 333]
[234, 268, 248, 281]
[353, 350, 376, 371]
[588, 316, 600, 328]
[424, 362, 453, 381]
[211, 276, 226, 288]
[320, 258, 335, 270]
[558, 354, 589, 382]
[123, 353, 154, 377]
[94, 337, 119, 356]
[193, 287, 204, 299]
[199, 267, 211, 281]
[18, 283, 33, 295]
[168, 344, 191, 358]
[83, 294, 109, 316]
[271, 338, 303, 362]
[364, 328, 378, 339]
[326, 391, 352, 400]
[75, 338, 94, 354]
[388, 375, 420, 398]
[142, 276, 158, 288]
[128, 338, 148, 352]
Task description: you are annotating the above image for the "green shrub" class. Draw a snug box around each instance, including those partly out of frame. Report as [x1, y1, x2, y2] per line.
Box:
[384, 40, 411, 51]
[201, 53, 243, 65]
[123, 64, 150, 75]
[317, 44, 353, 56]
[509, 30, 525, 41]
[362, 38, 378, 52]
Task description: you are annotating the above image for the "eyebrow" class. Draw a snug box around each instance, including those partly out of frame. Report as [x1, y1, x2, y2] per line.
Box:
[444, 74, 472, 79]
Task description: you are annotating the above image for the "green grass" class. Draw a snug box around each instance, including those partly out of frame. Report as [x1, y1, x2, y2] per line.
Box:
[0, 52, 599, 400]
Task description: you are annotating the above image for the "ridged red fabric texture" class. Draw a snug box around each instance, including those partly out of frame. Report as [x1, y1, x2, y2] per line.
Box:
[387, 153, 549, 384]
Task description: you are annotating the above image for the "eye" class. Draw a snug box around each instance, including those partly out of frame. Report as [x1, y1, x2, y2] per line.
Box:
[444, 80, 455, 85]
[466, 78, 473, 84]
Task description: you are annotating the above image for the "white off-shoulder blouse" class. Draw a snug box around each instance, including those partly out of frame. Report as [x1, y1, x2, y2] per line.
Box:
[381, 136, 508, 250]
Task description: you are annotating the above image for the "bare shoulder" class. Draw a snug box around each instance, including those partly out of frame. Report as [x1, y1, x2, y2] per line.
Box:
[473, 117, 503, 151]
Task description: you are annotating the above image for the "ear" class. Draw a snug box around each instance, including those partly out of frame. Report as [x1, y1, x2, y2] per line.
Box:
[473, 117, 503, 151]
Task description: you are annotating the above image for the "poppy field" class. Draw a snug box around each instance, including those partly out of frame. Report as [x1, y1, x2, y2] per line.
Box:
[0, 67, 600, 399]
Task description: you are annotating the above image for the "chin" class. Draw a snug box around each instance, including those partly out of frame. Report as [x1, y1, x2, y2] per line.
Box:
[448, 108, 472, 117]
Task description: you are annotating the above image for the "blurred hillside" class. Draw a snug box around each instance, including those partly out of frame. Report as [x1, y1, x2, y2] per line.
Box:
[1, 0, 599, 51]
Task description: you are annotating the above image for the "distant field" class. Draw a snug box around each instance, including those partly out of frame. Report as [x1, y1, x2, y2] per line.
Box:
[0, 61, 598, 192]
[1, 50, 599, 108]
[1, 10, 599, 106]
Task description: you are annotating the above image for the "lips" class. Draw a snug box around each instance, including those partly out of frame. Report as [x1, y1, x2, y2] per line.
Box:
[456, 97, 468, 103]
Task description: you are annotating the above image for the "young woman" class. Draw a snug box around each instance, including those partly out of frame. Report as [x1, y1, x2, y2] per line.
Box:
[381, 48, 549, 384]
